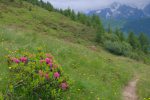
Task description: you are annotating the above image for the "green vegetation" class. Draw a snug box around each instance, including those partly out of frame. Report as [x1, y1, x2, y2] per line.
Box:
[0, 0, 150, 100]
[9, 0, 150, 61]
[104, 28, 150, 63]
[5, 51, 70, 99]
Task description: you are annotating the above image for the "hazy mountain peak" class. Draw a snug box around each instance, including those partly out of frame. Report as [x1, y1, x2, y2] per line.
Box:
[110, 2, 121, 9]
[144, 3, 150, 16]
[88, 2, 146, 20]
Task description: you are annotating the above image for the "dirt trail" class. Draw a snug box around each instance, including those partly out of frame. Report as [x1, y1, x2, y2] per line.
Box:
[122, 78, 139, 100]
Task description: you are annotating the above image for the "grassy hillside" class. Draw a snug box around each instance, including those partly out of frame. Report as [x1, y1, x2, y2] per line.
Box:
[0, 2, 96, 44]
[0, 1, 150, 100]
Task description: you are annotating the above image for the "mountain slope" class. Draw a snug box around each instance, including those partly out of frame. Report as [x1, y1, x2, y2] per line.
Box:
[122, 18, 150, 36]
[88, 2, 145, 20]
[0, 2, 96, 44]
[0, 1, 150, 100]
[144, 3, 150, 16]
[88, 2, 150, 36]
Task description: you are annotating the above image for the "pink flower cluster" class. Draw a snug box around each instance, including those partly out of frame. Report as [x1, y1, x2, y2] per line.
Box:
[54, 72, 60, 78]
[10, 53, 69, 91]
[11, 57, 28, 64]
[20, 57, 27, 63]
[38, 71, 60, 80]
[39, 54, 60, 79]
[12, 58, 20, 63]
[60, 82, 68, 90]
[38, 70, 68, 90]
[38, 54, 69, 90]
[40, 54, 53, 67]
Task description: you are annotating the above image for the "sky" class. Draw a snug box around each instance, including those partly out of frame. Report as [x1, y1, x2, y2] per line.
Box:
[43, 0, 150, 12]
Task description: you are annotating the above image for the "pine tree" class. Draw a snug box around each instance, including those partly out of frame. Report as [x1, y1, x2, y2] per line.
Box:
[70, 10, 76, 21]
[138, 33, 150, 53]
[107, 23, 112, 34]
[114, 28, 125, 42]
[93, 14, 104, 43]
[119, 32, 125, 42]
[128, 32, 140, 50]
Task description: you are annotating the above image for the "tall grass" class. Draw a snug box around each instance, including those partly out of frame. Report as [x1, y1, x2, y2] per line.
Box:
[0, 27, 149, 99]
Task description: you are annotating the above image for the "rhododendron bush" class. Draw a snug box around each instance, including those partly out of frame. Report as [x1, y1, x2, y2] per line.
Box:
[5, 50, 70, 99]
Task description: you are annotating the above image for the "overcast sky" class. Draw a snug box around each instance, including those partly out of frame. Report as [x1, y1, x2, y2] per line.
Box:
[43, 0, 150, 12]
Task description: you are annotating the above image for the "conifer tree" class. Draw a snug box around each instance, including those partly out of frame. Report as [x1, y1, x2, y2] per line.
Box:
[107, 23, 112, 34]
[114, 28, 125, 42]
[128, 32, 140, 50]
[138, 33, 150, 53]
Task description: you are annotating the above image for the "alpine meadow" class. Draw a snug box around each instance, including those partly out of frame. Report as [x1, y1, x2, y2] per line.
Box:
[0, 0, 150, 100]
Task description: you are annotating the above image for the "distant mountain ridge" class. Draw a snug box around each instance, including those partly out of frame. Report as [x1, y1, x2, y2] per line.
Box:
[144, 3, 150, 16]
[87, 2, 150, 37]
[88, 2, 146, 20]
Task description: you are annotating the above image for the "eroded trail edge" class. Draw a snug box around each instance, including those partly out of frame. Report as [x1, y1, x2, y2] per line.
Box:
[122, 78, 139, 100]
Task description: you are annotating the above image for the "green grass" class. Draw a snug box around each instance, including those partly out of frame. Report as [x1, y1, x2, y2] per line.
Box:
[0, 2, 96, 44]
[0, 1, 150, 100]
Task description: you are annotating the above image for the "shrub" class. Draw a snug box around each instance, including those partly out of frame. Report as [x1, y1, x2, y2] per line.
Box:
[104, 41, 132, 56]
[127, 52, 141, 60]
[104, 33, 119, 42]
[144, 56, 150, 64]
[4, 50, 70, 99]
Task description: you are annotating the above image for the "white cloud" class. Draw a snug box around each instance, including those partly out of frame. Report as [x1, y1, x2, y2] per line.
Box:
[43, 0, 150, 11]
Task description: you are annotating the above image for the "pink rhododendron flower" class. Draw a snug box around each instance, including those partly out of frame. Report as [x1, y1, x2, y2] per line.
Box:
[15, 59, 20, 63]
[45, 73, 49, 80]
[54, 72, 60, 78]
[49, 63, 53, 67]
[60, 82, 68, 90]
[12, 58, 20, 63]
[45, 58, 52, 64]
[38, 70, 44, 77]
[40, 59, 45, 63]
[20, 57, 27, 63]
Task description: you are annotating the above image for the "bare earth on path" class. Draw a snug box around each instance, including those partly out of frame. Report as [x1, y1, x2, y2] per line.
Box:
[122, 78, 139, 100]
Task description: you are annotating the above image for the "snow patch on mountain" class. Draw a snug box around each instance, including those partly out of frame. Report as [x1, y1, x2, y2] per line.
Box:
[88, 2, 148, 20]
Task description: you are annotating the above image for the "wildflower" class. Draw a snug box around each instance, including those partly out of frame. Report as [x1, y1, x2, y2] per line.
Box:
[20, 57, 27, 63]
[60, 82, 68, 90]
[45, 73, 49, 80]
[54, 72, 60, 78]
[11, 58, 20, 63]
[15, 59, 20, 63]
[45, 58, 51, 64]
[49, 63, 53, 67]
[40, 59, 45, 63]
[38, 70, 44, 77]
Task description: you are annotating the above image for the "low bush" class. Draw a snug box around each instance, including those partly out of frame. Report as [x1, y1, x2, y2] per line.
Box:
[4, 49, 70, 99]
[104, 41, 132, 56]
